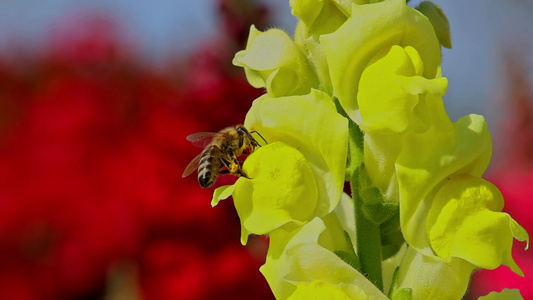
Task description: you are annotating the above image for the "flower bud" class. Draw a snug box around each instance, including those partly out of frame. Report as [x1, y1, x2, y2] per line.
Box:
[233, 26, 319, 97]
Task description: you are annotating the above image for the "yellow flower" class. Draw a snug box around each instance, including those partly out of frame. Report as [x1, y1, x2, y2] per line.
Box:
[357, 41, 449, 205]
[261, 216, 387, 300]
[321, 0, 441, 124]
[212, 89, 348, 245]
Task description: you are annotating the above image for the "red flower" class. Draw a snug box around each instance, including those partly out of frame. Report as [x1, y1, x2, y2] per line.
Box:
[0, 1, 274, 299]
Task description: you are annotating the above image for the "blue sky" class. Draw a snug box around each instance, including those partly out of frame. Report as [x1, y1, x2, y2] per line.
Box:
[0, 0, 532, 127]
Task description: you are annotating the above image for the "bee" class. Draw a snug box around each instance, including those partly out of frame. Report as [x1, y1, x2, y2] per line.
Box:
[182, 125, 262, 188]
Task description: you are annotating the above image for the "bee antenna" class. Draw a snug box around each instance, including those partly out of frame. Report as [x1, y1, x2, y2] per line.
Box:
[250, 131, 268, 145]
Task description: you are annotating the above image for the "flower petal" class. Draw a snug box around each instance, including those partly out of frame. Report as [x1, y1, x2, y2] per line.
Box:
[290, 0, 347, 37]
[244, 89, 348, 217]
[357, 44, 448, 133]
[235, 142, 318, 245]
[260, 218, 325, 299]
[211, 184, 235, 207]
[478, 289, 523, 300]
[392, 246, 476, 299]
[426, 174, 529, 276]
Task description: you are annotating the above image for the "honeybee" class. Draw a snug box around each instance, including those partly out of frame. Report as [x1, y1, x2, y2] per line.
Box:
[182, 125, 262, 188]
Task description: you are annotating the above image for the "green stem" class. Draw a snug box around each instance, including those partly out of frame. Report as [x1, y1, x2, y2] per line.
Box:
[351, 169, 384, 292]
[345, 116, 384, 291]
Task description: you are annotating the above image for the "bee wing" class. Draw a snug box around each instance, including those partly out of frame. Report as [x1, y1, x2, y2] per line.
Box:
[182, 152, 203, 178]
[186, 132, 226, 148]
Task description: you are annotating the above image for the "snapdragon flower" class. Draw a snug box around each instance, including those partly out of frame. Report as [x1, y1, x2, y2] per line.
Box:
[261, 196, 388, 299]
[203, 0, 530, 298]
[212, 89, 348, 245]
[321, 0, 441, 125]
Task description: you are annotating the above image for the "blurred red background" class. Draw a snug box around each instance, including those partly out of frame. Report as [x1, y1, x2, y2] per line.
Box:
[0, 0, 274, 299]
[466, 50, 533, 299]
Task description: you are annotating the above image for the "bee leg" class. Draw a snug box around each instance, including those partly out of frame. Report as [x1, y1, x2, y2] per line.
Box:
[218, 155, 231, 168]
[228, 156, 243, 170]
[219, 157, 239, 176]
[218, 167, 248, 179]
[237, 168, 249, 179]
[250, 131, 267, 146]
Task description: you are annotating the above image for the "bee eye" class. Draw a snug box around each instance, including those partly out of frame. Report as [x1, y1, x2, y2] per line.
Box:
[236, 127, 247, 135]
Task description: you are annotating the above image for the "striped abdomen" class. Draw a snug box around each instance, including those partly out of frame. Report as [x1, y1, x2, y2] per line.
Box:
[198, 145, 223, 188]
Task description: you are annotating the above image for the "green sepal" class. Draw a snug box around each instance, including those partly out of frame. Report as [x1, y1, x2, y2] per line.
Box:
[387, 266, 400, 299]
[333, 96, 350, 119]
[391, 288, 412, 300]
[354, 164, 399, 225]
[334, 230, 361, 270]
[334, 250, 361, 271]
[387, 265, 414, 300]
[416, 2, 452, 49]
[337, 95, 363, 182]
[381, 212, 404, 260]
[361, 186, 399, 224]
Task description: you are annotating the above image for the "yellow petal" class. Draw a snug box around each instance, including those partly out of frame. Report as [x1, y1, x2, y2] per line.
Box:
[235, 142, 318, 245]
[426, 174, 529, 276]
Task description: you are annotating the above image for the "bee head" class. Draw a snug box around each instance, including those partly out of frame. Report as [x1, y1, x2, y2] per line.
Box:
[235, 125, 249, 136]
[235, 125, 264, 150]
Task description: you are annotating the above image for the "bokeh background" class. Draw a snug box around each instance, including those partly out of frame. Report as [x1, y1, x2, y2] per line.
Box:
[0, 0, 531, 299]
